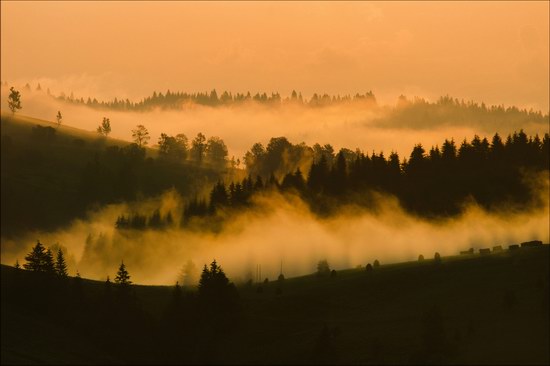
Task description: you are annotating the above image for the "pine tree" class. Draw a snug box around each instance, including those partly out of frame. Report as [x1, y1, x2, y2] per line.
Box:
[115, 261, 132, 286]
[55, 249, 68, 277]
[44, 249, 55, 274]
[198, 259, 237, 309]
[14, 259, 20, 269]
[23, 241, 48, 272]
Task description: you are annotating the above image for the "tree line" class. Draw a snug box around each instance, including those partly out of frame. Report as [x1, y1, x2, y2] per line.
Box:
[7, 240, 240, 363]
[183, 130, 549, 221]
[52, 88, 376, 110]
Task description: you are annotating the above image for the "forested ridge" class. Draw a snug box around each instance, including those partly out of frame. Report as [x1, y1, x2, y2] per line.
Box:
[177, 130, 549, 226]
[0, 115, 226, 237]
[1, 114, 548, 237]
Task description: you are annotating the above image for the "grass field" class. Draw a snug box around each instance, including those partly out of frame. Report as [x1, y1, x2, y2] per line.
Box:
[2, 245, 548, 364]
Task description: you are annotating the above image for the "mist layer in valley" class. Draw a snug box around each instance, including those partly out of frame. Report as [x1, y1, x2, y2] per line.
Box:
[1, 85, 548, 163]
[2, 181, 548, 286]
[1, 85, 548, 285]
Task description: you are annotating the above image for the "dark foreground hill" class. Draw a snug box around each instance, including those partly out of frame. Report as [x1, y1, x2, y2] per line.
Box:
[1, 245, 549, 364]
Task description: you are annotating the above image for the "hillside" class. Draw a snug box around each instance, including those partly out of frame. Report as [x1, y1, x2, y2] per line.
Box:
[0, 113, 224, 237]
[2, 245, 548, 364]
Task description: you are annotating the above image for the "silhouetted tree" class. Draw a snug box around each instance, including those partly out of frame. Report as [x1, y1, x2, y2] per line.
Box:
[131, 124, 150, 147]
[55, 248, 69, 277]
[158, 133, 187, 161]
[23, 241, 50, 272]
[115, 261, 132, 286]
[198, 259, 239, 313]
[43, 249, 55, 274]
[97, 117, 111, 137]
[373, 259, 380, 268]
[191, 132, 207, 164]
[8, 87, 22, 115]
[206, 136, 228, 169]
[56, 111, 62, 128]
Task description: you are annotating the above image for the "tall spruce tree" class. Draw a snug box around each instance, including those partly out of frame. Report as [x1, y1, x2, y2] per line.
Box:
[44, 249, 55, 274]
[115, 261, 132, 286]
[55, 248, 69, 277]
[23, 241, 48, 272]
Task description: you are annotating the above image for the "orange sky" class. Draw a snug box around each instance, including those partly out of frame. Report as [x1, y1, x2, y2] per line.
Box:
[1, 1, 548, 111]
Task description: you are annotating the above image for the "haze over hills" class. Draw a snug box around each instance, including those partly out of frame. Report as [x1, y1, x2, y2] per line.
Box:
[1, 1, 549, 364]
[1, 83, 549, 165]
[1, 111, 547, 285]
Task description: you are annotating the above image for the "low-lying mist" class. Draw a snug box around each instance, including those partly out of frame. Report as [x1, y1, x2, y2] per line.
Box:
[1, 86, 548, 162]
[2, 181, 548, 286]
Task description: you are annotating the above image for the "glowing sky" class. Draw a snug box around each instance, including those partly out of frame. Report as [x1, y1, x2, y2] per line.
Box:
[1, 1, 549, 110]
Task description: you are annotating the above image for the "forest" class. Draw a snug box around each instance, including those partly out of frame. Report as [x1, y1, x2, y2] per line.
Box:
[117, 130, 549, 230]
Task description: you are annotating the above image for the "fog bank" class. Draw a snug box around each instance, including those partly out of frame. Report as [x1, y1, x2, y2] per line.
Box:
[1, 186, 548, 285]
[1, 86, 548, 163]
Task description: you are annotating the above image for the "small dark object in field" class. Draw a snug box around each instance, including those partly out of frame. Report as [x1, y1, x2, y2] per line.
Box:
[366, 263, 373, 272]
[278, 273, 285, 282]
[434, 252, 441, 263]
[460, 248, 474, 255]
[479, 248, 491, 255]
[492, 245, 503, 252]
[418, 254, 424, 261]
[521, 240, 542, 248]
[330, 269, 337, 278]
[508, 244, 520, 250]
[373, 259, 380, 268]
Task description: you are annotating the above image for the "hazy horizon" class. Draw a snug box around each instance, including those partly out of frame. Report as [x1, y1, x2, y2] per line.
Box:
[2, 1, 548, 111]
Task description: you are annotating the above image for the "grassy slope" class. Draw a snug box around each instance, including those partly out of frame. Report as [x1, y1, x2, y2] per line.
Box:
[0, 113, 223, 237]
[2, 246, 549, 364]
[1, 113, 137, 236]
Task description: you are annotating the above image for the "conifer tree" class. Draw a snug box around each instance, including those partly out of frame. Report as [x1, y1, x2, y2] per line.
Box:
[198, 259, 237, 309]
[115, 261, 132, 286]
[44, 249, 55, 274]
[23, 241, 48, 272]
[55, 248, 69, 277]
